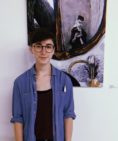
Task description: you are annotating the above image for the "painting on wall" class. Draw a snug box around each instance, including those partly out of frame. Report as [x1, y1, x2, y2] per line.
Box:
[27, 0, 107, 87]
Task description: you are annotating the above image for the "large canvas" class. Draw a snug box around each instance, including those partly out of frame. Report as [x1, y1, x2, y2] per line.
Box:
[27, 0, 107, 87]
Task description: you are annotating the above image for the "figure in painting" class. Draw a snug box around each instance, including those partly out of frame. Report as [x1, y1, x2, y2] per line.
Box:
[70, 15, 87, 52]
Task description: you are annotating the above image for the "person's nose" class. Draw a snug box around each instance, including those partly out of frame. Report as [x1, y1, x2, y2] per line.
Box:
[41, 46, 46, 54]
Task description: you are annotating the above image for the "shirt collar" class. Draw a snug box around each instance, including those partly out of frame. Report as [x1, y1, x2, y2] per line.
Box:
[30, 64, 57, 76]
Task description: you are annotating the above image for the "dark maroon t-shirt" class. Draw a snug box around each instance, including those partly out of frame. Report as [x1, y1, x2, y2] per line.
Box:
[35, 89, 53, 140]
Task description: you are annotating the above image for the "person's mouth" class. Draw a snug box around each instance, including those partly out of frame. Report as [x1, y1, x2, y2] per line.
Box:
[39, 56, 48, 59]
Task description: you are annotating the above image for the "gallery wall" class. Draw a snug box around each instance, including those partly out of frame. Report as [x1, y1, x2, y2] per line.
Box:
[0, 0, 118, 141]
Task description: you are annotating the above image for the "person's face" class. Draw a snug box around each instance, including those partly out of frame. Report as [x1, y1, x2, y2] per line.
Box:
[30, 38, 55, 65]
[77, 19, 83, 27]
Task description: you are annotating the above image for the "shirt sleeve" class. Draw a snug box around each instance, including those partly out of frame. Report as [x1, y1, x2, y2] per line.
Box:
[10, 80, 23, 123]
[63, 75, 76, 120]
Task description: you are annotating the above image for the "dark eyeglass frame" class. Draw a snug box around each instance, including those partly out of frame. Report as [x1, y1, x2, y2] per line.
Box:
[32, 43, 54, 53]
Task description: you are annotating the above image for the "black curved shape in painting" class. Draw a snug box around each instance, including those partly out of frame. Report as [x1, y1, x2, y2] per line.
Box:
[64, 72, 80, 87]
[27, 0, 56, 45]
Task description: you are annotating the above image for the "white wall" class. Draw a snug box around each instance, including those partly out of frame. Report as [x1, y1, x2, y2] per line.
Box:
[0, 0, 118, 141]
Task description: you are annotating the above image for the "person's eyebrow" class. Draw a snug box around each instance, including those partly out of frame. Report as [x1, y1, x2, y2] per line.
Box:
[35, 42, 54, 46]
[36, 42, 42, 45]
[46, 43, 54, 45]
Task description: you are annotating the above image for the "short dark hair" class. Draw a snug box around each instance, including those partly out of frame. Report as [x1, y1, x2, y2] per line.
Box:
[77, 15, 84, 21]
[29, 28, 56, 46]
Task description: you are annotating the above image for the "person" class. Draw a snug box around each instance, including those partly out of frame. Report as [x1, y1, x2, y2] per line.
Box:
[70, 15, 87, 51]
[10, 29, 76, 141]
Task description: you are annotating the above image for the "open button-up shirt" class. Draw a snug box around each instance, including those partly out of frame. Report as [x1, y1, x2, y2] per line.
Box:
[11, 65, 76, 141]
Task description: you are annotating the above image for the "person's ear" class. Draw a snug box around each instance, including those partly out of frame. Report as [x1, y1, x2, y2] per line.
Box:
[52, 47, 55, 55]
[53, 47, 55, 52]
[29, 46, 33, 54]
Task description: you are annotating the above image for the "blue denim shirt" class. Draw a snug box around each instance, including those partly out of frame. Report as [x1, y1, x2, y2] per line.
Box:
[11, 65, 76, 141]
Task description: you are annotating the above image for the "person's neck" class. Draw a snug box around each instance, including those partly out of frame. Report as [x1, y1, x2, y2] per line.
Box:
[35, 63, 51, 76]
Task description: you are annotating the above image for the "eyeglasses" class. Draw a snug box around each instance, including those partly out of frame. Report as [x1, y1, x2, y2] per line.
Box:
[33, 43, 54, 53]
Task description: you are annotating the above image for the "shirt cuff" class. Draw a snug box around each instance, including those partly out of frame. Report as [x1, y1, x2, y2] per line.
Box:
[10, 117, 23, 123]
[64, 113, 76, 120]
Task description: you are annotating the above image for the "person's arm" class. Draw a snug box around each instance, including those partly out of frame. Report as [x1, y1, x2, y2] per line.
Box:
[10, 80, 24, 141]
[64, 118, 73, 141]
[63, 75, 76, 141]
[14, 123, 23, 141]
